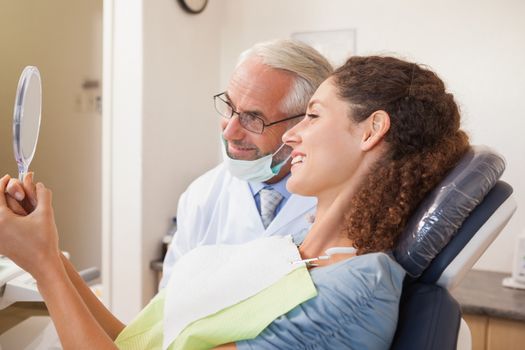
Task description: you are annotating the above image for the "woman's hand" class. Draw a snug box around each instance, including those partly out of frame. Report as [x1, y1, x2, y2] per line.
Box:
[2, 174, 124, 348]
[4, 172, 37, 216]
[0, 174, 62, 280]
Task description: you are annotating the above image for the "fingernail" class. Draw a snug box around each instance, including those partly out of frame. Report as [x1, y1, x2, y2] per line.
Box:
[15, 192, 24, 201]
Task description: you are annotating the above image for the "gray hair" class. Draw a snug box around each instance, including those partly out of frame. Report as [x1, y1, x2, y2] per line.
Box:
[237, 39, 333, 116]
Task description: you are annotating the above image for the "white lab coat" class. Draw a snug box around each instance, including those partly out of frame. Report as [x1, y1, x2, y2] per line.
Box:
[159, 163, 317, 288]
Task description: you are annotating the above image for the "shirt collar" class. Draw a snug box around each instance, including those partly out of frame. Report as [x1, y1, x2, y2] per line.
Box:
[249, 173, 291, 199]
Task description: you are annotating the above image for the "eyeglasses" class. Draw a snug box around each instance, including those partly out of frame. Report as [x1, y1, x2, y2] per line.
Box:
[213, 92, 304, 134]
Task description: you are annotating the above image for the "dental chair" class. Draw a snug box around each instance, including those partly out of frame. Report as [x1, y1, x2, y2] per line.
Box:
[390, 146, 517, 350]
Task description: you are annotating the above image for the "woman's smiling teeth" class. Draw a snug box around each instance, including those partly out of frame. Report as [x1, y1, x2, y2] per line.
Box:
[291, 155, 305, 165]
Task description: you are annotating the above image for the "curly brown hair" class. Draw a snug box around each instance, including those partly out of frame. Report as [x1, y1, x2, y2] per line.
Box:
[333, 56, 470, 254]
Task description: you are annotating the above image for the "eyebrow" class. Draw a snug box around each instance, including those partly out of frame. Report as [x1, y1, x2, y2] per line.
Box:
[224, 92, 268, 121]
[307, 99, 322, 110]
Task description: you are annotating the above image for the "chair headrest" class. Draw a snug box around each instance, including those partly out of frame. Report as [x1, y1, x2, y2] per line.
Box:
[394, 145, 505, 277]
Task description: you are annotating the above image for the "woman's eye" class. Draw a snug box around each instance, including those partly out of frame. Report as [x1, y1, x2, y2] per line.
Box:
[306, 113, 319, 119]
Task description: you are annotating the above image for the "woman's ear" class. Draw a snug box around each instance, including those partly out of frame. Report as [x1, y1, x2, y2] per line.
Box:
[361, 110, 390, 151]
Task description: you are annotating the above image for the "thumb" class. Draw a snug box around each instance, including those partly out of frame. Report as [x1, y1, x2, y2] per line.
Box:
[24, 172, 37, 207]
[33, 182, 53, 214]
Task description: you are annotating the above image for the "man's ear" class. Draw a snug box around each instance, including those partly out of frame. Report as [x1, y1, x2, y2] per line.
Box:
[361, 110, 390, 151]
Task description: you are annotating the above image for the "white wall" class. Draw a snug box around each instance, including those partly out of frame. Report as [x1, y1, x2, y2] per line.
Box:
[105, 0, 222, 321]
[218, 0, 525, 273]
[142, 0, 222, 303]
[0, 1, 102, 271]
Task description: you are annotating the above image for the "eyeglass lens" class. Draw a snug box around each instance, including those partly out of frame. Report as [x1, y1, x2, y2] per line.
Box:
[215, 96, 263, 133]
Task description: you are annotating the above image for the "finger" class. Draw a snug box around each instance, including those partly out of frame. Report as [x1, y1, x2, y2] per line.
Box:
[7, 178, 34, 214]
[23, 172, 37, 207]
[6, 194, 28, 216]
[0, 175, 11, 206]
[6, 178, 25, 202]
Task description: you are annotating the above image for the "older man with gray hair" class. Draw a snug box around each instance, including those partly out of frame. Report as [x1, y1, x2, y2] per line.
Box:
[160, 39, 332, 288]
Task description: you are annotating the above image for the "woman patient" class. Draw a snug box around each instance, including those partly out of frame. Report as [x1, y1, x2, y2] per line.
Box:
[0, 55, 469, 349]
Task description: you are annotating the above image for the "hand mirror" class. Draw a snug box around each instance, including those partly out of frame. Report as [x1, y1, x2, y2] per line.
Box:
[13, 66, 42, 181]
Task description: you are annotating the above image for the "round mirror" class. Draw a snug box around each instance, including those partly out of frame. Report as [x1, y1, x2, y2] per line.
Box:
[13, 66, 42, 181]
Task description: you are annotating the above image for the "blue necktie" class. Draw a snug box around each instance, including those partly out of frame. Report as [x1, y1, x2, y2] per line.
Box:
[259, 188, 283, 229]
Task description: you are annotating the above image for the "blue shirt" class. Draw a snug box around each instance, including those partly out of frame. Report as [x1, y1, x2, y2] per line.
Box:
[249, 174, 291, 216]
[236, 252, 406, 350]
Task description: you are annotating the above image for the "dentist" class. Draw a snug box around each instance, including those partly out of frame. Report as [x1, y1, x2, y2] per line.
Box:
[159, 39, 333, 288]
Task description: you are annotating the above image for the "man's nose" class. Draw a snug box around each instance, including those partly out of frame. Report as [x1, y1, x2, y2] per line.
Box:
[222, 115, 245, 140]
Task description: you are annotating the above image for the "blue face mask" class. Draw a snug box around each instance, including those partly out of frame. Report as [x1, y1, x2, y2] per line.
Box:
[222, 137, 292, 182]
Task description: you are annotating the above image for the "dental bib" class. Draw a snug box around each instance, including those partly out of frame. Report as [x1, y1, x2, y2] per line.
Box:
[115, 236, 317, 350]
[164, 235, 314, 349]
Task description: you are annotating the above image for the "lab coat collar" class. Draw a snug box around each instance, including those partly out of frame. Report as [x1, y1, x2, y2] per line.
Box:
[265, 193, 316, 234]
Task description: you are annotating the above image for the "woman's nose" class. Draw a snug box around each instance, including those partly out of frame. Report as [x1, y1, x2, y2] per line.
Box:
[282, 120, 302, 146]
